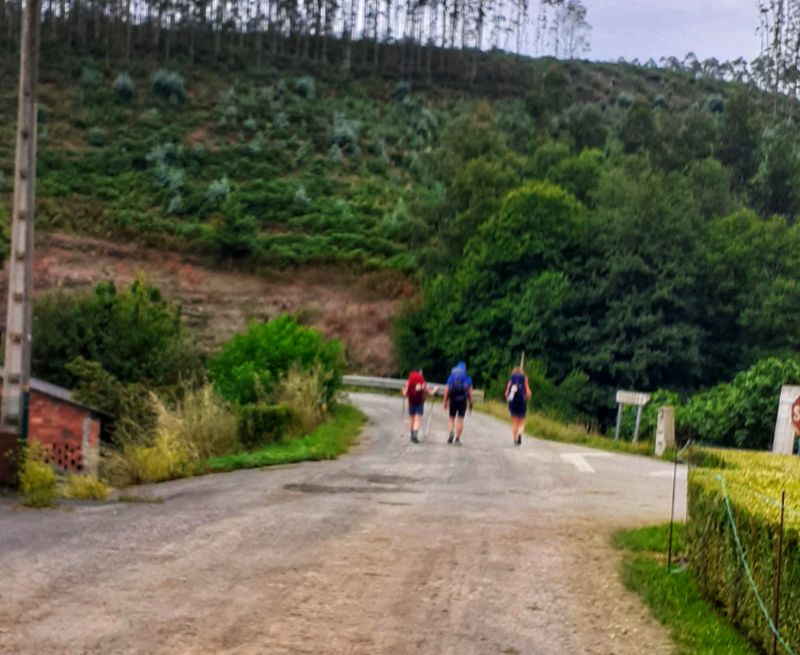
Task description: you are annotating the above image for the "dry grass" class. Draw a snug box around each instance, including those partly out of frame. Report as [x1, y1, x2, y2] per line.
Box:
[276, 365, 326, 436]
[19, 442, 58, 508]
[477, 400, 653, 456]
[62, 473, 110, 500]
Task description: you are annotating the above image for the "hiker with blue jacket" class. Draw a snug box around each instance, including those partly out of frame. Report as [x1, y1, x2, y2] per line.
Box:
[443, 362, 473, 446]
[505, 366, 532, 446]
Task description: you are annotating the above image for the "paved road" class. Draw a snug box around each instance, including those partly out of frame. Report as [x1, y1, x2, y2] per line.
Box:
[0, 393, 686, 655]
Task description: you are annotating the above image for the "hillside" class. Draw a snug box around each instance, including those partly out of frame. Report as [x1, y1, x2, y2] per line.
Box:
[3, 41, 800, 427]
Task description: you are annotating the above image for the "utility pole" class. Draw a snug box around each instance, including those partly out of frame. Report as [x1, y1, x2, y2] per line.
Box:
[2, 0, 41, 438]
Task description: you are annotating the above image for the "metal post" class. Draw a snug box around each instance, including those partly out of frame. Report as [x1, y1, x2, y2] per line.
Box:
[614, 403, 623, 440]
[772, 490, 786, 655]
[2, 0, 41, 438]
[633, 404, 644, 442]
[667, 444, 679, 572]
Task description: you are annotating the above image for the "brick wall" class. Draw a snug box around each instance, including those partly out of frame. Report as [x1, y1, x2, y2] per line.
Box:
[0, 383, 101, 475]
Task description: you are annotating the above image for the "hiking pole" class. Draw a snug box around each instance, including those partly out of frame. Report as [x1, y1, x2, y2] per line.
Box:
[423, 402, 435, 440]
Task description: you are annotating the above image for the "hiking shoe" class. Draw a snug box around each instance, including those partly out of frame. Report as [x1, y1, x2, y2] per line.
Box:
[447, 433, 454, 445]
[411, 435, 419, 444]
[516, 435, 522, 446]
[455, 437, 461, 446]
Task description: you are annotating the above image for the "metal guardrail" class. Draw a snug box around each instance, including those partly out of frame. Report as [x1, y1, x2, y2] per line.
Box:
[342, 375, 485, 402]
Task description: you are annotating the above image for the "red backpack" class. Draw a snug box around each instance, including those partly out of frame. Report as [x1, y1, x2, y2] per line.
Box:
[407, 371, 426, 405]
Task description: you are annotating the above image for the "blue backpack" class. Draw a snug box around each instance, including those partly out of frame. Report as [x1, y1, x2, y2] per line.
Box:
[449, 369, 468, 403]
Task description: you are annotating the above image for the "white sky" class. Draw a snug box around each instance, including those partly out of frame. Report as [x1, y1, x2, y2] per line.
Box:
[584, 0, 762, 63]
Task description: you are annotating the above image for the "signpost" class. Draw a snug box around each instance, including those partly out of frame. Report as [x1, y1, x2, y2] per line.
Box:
[614, 390, 651, 442]
[792, 396, 800, 436]
[772, 386, 800, 455]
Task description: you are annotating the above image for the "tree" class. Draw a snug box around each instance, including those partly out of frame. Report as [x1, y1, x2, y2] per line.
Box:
[718, 88, 761, 189]
[618, 98, 659, 154]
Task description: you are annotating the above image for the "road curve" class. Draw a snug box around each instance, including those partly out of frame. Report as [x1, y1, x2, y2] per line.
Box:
[0, 392, 686, 655]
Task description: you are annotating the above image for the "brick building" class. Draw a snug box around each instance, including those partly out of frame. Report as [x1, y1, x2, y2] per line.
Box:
[0, 371, 102, 478]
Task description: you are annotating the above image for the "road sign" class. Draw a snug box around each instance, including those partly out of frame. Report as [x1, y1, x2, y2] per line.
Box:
[792, 396, 800, 435]
[616, 390, 651, 406]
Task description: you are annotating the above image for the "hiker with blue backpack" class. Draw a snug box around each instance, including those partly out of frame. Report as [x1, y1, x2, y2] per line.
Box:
[505, 366, 532, 446]
[443, 362, 473, 446]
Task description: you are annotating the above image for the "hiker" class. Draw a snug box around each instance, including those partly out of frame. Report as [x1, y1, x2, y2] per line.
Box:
[443, 361, 473, 446]
[505, 366, 531, 446]
[402, 369, 438, 443]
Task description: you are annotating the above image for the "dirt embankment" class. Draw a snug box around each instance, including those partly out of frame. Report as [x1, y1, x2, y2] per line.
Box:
[12, 232, 414, 375]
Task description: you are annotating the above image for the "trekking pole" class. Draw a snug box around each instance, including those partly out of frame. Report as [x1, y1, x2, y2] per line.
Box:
[423, 402, 435, 439]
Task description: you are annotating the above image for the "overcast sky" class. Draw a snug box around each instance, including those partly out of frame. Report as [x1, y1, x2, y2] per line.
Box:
[584, 0, 762, 63]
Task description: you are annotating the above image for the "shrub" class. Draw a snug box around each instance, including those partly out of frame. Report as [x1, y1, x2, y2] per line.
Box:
[151, 69, 186, 102]
[294, 184, 311, 211]
[167, 194, 184, 215]
[332, 114, 361, 154]
[87, 127, 106, 147]
[79, 66, 103, 88]
[294, 76, 316, 99]
[62, 474, 110, 500]
[687, 453, 800, 653]
[209, 314, 345, 406]
[652, 94, 668, 109]
[33, 279, 202, 389]
[19, 443, 57, 508]
[617, 92, 635, 108]
[206, 177, 231, 206]
[108, 431, 193, 486]
[681, 357, 800, 449]
[112, 73, 135, 102]
[707, 95, 725, 113]
[237, 404, 291, 448]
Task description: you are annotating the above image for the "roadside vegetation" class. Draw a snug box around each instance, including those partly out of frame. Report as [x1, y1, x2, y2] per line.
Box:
[686, 448, 800, 653]
[614, 524, 757, 655]
[477, 400, 651, 456]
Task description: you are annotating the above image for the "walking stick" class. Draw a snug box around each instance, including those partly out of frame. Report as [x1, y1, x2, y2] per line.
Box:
[423, 402, 435, 440]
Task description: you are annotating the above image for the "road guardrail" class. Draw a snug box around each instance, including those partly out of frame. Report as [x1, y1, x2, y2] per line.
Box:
[342, 375, 485, 402]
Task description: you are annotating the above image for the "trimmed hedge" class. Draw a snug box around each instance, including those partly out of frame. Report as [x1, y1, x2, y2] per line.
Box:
[237, 404, 291, 449]
[687, 448, 800, 653]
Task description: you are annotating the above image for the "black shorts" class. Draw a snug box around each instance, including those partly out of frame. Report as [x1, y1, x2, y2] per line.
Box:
[449, 399, 467, 418]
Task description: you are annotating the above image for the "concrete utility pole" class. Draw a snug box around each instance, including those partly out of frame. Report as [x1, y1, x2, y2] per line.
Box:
[2, 0, 42, 437]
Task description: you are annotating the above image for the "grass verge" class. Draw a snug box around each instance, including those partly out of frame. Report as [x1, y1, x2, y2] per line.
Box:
[614, 524, 757, 655]
[476, 400, 653, 456]
[199, 404, 366, 474]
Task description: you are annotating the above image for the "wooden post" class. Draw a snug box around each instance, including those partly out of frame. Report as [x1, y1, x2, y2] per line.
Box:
[772, 490, 786, 655]
[614, 403, 623, 440]
[633, 404, 644, 442]
[2, 0, 41, 437]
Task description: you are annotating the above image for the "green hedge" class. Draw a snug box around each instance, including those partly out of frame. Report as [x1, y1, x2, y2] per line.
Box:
[687, 449, 800, 653]
[237, 404, 291, 448]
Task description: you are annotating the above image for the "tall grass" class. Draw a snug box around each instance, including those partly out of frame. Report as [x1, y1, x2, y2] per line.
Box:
[477, 400, 652, 456]
[277, 365, 326, 436]
[103, 384, 240, 487]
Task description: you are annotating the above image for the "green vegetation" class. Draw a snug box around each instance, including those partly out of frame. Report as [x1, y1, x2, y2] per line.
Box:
[62, 474, 111, 500]
[615, 523, 757, 655]
[19, 443, 58, 508]
[687, 448, 800, 653]
[209, 314, 344, 406]
[477, 400, 651, 456]
[201, 404, 365, 474]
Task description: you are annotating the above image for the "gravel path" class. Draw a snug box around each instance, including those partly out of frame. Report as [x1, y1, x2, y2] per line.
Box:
[0, 393, 686, 654]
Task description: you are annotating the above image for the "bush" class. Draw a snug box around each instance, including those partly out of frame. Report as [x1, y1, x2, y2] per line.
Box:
[294, 76, 316, 99]
[206, 176, 231, 206]
[237, 404, 291, 448]
[62, 474, 110, 500]
[19, 443, 57, 508]
[79, 66, 103, 88]
[87, 127, 106, 147]
[707, 95, 725, 113]
[209, 314, 345, 406]
[151, 69, 186, 102]
[32, 279, 202, 390]
[112, 73, 135, 102]
[681, 357, 800, 449]
[332, 114, 361, 154]
[107, 431, 193, 487]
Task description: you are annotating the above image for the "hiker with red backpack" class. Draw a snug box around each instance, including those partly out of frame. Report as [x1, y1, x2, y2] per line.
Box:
[443, 361, 473, 446]
[402, 369, 439, 444]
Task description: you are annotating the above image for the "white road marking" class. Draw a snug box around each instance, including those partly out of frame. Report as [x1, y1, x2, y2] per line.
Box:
[560, 452, 611, 473]
[648, 469, 687, 478]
